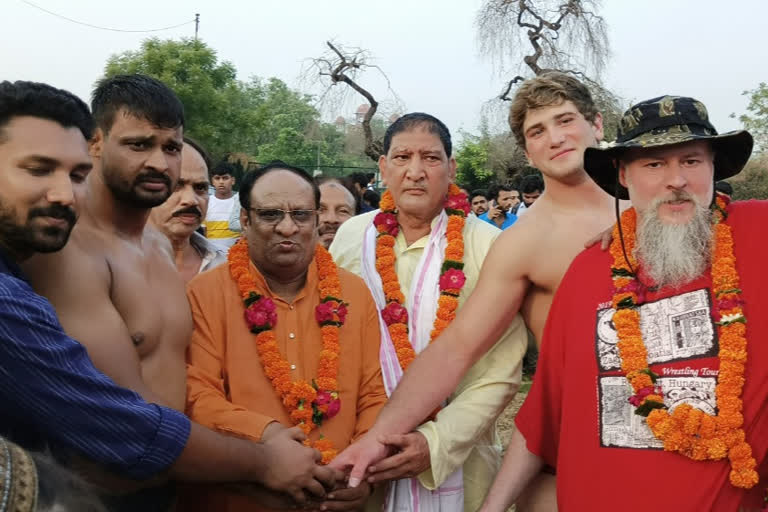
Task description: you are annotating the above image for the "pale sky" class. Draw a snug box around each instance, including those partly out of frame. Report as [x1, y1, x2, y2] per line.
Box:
[2, 0, 767, 143]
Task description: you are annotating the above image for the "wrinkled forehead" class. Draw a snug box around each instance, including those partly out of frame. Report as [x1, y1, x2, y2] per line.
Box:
[388, 127, 447, 156]
[620, 139, 714, 164]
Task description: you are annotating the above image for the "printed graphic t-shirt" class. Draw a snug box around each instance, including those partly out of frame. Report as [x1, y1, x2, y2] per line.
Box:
[205, 195, 239, 251]
[516, 200, 768, 511]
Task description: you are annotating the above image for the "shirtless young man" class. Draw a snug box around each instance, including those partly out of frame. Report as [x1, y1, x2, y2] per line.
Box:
[24, 74, 189, 412]
[332, 72, 622, 510]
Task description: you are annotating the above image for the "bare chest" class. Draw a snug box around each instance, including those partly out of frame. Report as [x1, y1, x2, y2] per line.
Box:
[108, 245, 192, 360]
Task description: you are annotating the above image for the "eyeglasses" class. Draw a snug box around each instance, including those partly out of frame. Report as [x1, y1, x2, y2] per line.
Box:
[249, 208, 317, 226]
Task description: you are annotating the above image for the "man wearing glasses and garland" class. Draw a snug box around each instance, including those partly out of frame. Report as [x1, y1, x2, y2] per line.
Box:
[181, 161, 388, 511]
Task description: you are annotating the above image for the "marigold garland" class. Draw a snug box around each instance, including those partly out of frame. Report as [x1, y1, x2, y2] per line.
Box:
[374, 183, 470, 374]
[609, 195, 758, 489]
[228, 240, 346, 464]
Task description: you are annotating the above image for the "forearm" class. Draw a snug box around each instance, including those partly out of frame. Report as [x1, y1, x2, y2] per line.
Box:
[170, 422, 268, 483]
[480, 429, 544, 512]
[372, 338, 472, 437]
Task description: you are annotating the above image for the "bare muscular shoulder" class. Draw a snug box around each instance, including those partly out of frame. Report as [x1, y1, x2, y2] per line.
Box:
[512, 198, 618, 343]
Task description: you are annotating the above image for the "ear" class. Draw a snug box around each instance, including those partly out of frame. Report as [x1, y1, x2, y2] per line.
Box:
[592, 112, 605, 143]
[448, 157, 457, 182]
[378, 155, 388, 187]
[239, 207, 250, 231]
[89, 128, 104, 159]
[618, 161, 629, 189]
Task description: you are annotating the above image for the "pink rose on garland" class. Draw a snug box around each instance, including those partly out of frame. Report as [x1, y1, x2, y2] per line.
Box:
[374, 212, 399, 237]
[315, 302, 335, 324]
[336, 302, 348, 324]
[315, 390, 333, 405]
[381, 302, 409, 326]
[439, 268, 466, 291]
[245, 297, 277, 332]
[628, 386, 662, 407]
[445, 194, 471, 216]
[326, 397, 341, 418]
[315, 300, 349, 325]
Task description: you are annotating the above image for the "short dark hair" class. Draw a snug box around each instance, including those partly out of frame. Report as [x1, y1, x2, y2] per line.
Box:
[383, 113, 452, 157]
[363, 189, 380, 209]
[495, 182, 517, 201]
[183, 136, 211, 171]
[470, 189, 488, 203]
[0, 81, 93, 143]
[239, 160, 320, 211]
[715, 180, 733, 196]
[349, 172, 369, 189]
[521, 174, 544, 194]
[211, 160, 237, 179]
[91, 74, 184, 133]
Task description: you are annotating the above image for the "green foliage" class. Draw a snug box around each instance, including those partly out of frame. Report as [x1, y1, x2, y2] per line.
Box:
[455, 135, 495, 190]
[729, 155, 768, 200]
[735, 83, 768, 153]
[101, 38, 375, 173]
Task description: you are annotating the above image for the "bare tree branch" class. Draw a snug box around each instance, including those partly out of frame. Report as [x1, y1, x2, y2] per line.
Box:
[476, 0, 610, 100]
[302, 41, 402, 162]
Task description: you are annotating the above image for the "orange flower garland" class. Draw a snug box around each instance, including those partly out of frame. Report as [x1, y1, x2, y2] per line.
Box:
[374, 183, 469, 372]
[609, 195, 757, 488]
[228, 240, 344, 464]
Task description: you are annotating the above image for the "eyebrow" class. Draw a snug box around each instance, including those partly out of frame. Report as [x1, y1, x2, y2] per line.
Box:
[22, 155, 92, 171]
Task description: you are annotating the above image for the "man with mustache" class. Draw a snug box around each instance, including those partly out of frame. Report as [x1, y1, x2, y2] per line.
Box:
[150, 137, 226, 283]
[1, 80, 340, 512]
[317, 178, 356, 249]
[330, 113, 527, 511]
[481, 96, 768, 511]
[24, 75, 340, 510]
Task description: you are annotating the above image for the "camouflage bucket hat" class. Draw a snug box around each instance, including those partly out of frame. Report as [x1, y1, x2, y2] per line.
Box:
[584, 95, 753, 199]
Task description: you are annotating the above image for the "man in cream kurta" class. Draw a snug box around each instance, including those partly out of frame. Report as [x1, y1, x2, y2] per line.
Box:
[330, 113, 527, 511]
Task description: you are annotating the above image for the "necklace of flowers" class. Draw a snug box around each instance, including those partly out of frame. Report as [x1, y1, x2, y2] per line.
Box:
[228, 239, 348, 464]
[609, 194, 757, 489]
[373, 183, 470, 373]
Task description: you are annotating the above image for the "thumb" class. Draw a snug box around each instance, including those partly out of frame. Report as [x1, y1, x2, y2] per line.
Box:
[347, 460, 368, 488]
[286, 426, 307, 442]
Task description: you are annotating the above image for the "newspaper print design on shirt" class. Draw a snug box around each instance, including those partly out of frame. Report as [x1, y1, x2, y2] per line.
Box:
[595, 288, 718, 372]
[595, 289, 720, 449]
[599, 375, 717, 449]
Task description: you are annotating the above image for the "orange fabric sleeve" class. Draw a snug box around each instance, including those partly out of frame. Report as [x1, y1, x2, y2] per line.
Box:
[352, 287, 388, 441]
[185, 281, 276, 441]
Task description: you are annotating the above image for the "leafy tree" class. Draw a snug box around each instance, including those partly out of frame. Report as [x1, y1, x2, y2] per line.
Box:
[734, 83, 768, 153]
[455, 134, 495, 190]
[103, 38, 262, 158]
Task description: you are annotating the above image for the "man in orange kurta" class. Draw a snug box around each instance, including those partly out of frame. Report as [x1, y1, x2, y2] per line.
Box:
[181, 162, 387, 512]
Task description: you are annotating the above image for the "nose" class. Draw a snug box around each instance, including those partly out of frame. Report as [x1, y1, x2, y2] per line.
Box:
[666, 162, 688, 190]
[145, 146, 170, 173]
[548, 125, 567, 147]
[275, 212, 301, 236]
[320, 209, 340, 226]
[178, 184, 197, 205]
[45, 171, 76, 207]
[404, 155, 426, 182]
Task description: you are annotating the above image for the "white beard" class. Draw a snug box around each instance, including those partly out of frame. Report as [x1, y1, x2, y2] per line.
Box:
[634, 192, 713, 289]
